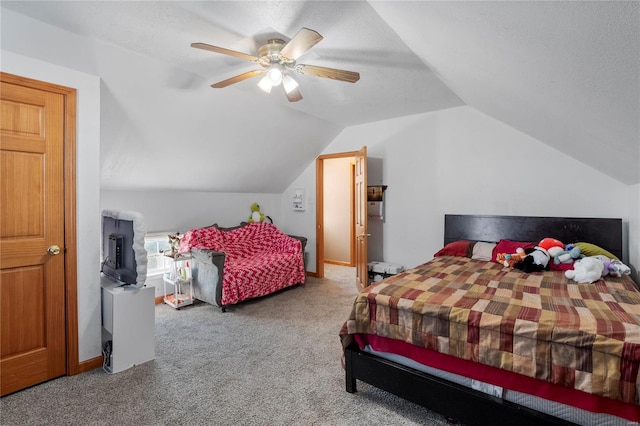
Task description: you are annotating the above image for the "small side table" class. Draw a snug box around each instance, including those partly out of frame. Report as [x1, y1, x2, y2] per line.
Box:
[163, 253, 194, 309]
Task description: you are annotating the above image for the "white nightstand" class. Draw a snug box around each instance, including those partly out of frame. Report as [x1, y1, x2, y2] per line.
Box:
[163, 253, 194, 309]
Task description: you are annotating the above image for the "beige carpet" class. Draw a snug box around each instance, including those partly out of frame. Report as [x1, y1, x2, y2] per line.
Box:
[323, 263, 357, 287]
[0, 267, 454, 426]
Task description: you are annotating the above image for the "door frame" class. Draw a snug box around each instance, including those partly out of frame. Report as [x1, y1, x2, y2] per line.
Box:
[1, 72, 80, 376]
[315, 150, 360, 278]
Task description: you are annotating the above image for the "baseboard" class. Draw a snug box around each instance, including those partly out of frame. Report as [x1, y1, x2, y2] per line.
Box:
[325, 259, 353, 267]
[306, 271, 318, 278]
[76, 355, 103, 374]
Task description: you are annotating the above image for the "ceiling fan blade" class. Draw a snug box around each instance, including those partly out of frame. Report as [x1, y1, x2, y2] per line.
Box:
[280, 28, 323, 60]
[211, 70, 265, 88]
[296, 64, 360, 83]
[191, 42, 260, 62]
[282, 85, 303, 102]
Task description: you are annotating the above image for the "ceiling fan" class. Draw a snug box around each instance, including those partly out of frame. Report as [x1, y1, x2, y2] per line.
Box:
[191, 27, 360, 102]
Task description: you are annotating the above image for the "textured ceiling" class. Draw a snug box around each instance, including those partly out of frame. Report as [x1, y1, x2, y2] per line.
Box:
[1, 1, 638, 190]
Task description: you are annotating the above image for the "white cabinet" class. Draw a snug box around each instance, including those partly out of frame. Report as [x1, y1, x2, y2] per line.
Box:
[101, 277, 155, 374]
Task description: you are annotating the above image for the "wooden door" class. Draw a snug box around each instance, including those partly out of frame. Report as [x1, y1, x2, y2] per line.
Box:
[0, 77, 67, 395]
[354, 146, 368, 290]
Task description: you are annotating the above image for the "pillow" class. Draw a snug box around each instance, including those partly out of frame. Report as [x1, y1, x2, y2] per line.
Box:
[574, 242, 618, 260]
[491, 239, 536, 262]
[471, 242, 497, 261]
[434, 240, 474, 258]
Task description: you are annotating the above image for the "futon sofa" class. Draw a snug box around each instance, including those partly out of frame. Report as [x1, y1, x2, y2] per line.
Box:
[179, 222, 306, 310]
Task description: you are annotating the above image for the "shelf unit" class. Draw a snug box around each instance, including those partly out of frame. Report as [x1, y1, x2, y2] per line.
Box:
[163, 253, 194, 309]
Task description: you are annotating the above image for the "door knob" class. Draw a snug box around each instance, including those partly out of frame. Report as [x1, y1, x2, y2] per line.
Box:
[48, 245, 61, 255]
[357, 233, 371, 240]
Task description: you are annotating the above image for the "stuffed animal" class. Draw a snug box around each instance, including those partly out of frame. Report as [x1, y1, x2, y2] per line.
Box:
[565, 257, 605, 283]
[553, 244, 583, 265]
[248, 202, 265, 223]
[539, 238, 564, 258]
[590, 254, 632, 278]
[514, 246, 551, 273]
[609, 259, 632, 277]
[496, 248, 526, 268]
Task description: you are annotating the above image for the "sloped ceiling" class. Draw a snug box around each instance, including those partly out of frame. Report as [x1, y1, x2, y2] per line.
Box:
[1, 1, 638, 190]
[370, 1, 639, 185]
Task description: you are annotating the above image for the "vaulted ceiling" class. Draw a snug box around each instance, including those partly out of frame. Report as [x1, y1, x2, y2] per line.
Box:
[2, 1, 638, 190]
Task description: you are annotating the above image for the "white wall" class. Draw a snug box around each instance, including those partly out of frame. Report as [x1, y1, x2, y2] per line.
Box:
[101, 190, 281, 233]
[1, 51, 102, 362]
[281, 106, 637, 280]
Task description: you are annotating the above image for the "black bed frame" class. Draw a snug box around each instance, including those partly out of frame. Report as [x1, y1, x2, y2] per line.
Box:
[345, 214, 624, 426]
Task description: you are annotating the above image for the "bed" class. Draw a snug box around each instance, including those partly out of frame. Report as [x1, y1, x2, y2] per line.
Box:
[340, 215, 639, 425]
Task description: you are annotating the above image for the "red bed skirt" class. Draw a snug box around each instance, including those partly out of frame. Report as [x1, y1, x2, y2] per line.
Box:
[355, 333, 640, 422]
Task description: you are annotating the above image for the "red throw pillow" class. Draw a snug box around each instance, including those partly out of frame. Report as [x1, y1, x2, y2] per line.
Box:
[491, 239, 535, 262]
[434, 240, 473, 258]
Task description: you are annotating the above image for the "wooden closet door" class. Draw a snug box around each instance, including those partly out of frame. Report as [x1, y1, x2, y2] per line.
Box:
[0, 77, 67, 395]
[354, 146, 368, 290]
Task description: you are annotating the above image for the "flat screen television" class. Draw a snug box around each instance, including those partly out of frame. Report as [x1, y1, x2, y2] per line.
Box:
[101, 210, 147, 288]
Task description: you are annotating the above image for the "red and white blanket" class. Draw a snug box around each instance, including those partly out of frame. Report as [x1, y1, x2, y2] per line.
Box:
[180, 222, 305, 305]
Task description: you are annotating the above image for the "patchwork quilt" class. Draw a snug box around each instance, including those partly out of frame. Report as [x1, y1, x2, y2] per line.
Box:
[180, 222, 305, 305]
[341, 256, 640, 405]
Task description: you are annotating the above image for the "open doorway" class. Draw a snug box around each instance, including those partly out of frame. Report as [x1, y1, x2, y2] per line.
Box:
[315, 148, 366, 283]
[323, 157, 355, 267]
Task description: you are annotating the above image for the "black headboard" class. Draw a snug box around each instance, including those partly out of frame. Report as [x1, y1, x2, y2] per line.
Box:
[444, 214, 623, 261]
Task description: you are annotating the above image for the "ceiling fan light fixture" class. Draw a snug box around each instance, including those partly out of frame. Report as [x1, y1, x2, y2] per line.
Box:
[193, 27, 360, 102]
[282, 75, 299, 94]
[257, 75, 273, 93]
[267, 67, 283, 86]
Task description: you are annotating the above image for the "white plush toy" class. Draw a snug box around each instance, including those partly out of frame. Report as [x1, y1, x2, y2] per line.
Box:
[609, 259, 632, 277]
[591, 254, 632, 278]
[565, 257, 605, 283]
